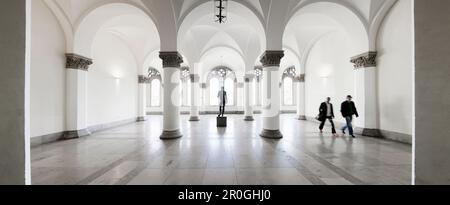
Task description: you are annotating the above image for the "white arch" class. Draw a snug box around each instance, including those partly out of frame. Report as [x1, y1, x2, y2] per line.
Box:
[369, 0, 399, 51]
[287, 0, 369, 33]
[43, 0, 74, 52]
[73, 3, 160, 58]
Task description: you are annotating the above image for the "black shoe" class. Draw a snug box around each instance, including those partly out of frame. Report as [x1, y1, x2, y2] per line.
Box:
[342, 130, 346, 135]
[351, 135, 356, 138]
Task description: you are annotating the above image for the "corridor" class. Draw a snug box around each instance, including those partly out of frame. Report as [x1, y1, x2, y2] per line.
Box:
[31, 115, 411, 185]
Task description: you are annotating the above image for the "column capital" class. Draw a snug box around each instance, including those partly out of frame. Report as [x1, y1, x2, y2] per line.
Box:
[244, 74, 255, 83]
[138, 75, 151, 84]
[260, 50, 285, 67]
[350, 51, 377, 69]
[159, 51, 183, 68]
[190, 74, 200, 83]
[295, 74, 306, 83]
[65, 53, 93, 71]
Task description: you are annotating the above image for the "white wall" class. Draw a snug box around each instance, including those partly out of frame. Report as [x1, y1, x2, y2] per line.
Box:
[305, 31, 355, 124]
[30, 0, 66, 138]
[377, 0, 413, 135]
[87, 31, 139, 126]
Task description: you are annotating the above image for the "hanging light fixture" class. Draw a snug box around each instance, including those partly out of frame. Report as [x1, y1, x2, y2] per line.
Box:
[214, 0, 228, 24]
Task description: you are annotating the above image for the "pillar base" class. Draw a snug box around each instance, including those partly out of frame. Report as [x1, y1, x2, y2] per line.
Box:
[189, 116, 200, 121]
[244, 116, 255, 121]
[362, 128, 381, 138]
[160, 130, 182, 140]
[137, 116, 147, 122]
[298, 115, 307, 120]
[260, 129, 283, 139]
[62, 129, 90, 140]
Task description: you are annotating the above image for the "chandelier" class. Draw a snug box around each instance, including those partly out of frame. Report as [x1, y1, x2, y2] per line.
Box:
[214, 0, 228, 24]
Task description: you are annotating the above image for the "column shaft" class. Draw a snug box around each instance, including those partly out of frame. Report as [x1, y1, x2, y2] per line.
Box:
[244, 75, 254, 121]
[351, 52, 380, 137]
[138, 75, 148, 121]
[189, 74, 200, 121]
[297, 74, 306, 120]
[64, 53, 92, 139]
[160, 52, 183, 139]
[260, 51, 284, 139]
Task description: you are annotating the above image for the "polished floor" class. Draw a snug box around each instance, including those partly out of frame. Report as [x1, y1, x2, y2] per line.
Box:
[31, 115, 412, 185]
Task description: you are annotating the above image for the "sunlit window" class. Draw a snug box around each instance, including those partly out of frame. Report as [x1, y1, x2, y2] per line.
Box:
[283, 77, 294, 106]
[151, 79, 161, 107]
[225, 78, 234, 106]
[210, 78, 220, 106]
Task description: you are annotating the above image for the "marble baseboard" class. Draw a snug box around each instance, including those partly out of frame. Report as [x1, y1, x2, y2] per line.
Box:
[31, 132, 64, 148]
[305, 116, 412, 145]
[31, 117, 141, 147]
[88, 118, 139, 134]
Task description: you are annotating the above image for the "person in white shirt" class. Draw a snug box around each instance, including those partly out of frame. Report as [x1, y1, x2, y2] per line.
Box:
[318, 97, 337, 136]
[217, 87, 228, 117]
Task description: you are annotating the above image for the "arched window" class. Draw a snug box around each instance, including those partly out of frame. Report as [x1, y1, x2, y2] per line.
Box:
[151, 79, 161, 107]
[225, 78, 234, 106]
[210, 78, 220, 106]
[147, 67, 162, 108]
[207, 66, 236, 106]
[181, 67, 190, 106]
[283, 77, 293, 105]
[282, 66, 297, 106]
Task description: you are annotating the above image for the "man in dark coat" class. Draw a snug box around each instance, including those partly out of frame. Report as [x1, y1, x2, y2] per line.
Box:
[319, 97, 337, 136]
[341, 95, 359, 138]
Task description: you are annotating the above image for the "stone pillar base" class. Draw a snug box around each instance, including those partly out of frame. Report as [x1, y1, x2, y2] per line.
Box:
[160, 130, 182, 140]
[244, 116, 255, 121]
[137, 116, 147, 122]
[62, 129, 91, 140]
[189, 116, 200, 121]
[260, 129, 283, 139]
[362, 128, 381, 138]
[298, 115, 307, 120]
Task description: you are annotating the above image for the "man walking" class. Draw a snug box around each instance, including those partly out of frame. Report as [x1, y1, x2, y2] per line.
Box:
[218, 87, 227, 117]
[319, 97, 337, 137]
[341, 95, 359, 138]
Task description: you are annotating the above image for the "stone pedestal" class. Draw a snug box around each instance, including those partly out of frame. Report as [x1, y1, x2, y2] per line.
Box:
[217, 117, 227, 127]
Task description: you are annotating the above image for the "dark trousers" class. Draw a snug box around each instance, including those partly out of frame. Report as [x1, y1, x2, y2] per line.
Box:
[319, 116, 336, 134]
[219, 104, 226, 117]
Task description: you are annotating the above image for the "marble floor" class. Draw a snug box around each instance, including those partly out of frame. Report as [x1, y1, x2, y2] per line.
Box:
[31, 115, 412, 185]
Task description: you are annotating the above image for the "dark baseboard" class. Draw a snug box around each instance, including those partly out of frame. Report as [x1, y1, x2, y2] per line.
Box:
[305, 116, 412, 145]
[31, 117, 140, 147]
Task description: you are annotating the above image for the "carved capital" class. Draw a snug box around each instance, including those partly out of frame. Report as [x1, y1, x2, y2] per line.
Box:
[295, 74, 306, 83]
[138, 75, 150, 84]
[260, 50, 284, 67]
[244, 74, 255, 83]
[350, 51, 377, 69]
[159, 51, 183, 68]
[65, 53, 93, 71]
[190, 74, 200, 83]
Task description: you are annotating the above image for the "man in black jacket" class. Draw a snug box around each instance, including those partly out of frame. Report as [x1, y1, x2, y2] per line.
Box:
[319, 97, 337, 136]
[341, 95, 359, 138]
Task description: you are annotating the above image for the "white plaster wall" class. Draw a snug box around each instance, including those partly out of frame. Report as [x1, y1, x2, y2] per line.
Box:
[377, 0, 413, 135]
[87, 31, 138, 126]
[30, 0, 66, 138]
[305, 32, 355, 124]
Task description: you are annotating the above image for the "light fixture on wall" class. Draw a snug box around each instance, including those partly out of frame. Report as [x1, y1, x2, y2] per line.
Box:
[214, 0, 228, 24]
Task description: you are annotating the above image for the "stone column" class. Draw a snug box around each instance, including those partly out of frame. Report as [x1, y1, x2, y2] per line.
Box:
[189, 74, 200, 121]
[296, 74, 306, 120]
[350, 51, 380, 137]
[260, 51, 285, 139]
[160, 52, 183, 139]
[244, 74, 255, 121]
[64, 53, 93, 139]
[0, 0, 30, 185]
[138, 75, 149, 121]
